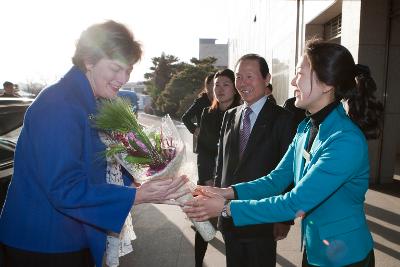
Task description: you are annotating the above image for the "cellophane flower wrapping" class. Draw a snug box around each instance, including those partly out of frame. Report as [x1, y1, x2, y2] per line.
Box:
[94, 98, 216, 241]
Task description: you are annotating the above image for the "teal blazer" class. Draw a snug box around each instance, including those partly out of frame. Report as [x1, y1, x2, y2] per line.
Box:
[230, 104, 373, 266]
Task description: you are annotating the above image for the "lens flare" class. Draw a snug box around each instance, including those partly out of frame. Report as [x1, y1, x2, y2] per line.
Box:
[325, 239, 348, 265]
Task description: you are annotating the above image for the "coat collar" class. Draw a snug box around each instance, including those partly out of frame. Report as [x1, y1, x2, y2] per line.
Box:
[62, 66, 97, 114]
[318, 103, 347, 141]
[297, 104, 346, 141]
[296, 104, 347, 179]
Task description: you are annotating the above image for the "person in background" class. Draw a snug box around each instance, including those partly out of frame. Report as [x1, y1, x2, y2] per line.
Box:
[13, 84, 21, 95]
[266, 83, 276, 104]
[1, 81, 20, 97]
[181, 73, 214, 153]
[184, 40, 383, 267]
[0, 20, 188, 267]
[200, 54, 296, 267]
[283, 93, 306, 126]
[194, 69, 241, 267]
[118, 89, 139, 114]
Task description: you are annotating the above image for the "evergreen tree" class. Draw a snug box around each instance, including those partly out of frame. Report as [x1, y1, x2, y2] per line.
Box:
[157, 57, 217, 118]
[144, 53, 186, 115]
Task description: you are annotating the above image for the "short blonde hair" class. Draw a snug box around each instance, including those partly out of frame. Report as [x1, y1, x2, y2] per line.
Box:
[72, 20, 142, 72]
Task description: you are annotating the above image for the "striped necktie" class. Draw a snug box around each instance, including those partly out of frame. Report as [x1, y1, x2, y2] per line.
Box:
[239, 107, 252, 157]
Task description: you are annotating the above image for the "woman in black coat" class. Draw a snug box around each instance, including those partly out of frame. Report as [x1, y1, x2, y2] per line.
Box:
[194, 69, 241, 267]
[181, 73, 214, 153]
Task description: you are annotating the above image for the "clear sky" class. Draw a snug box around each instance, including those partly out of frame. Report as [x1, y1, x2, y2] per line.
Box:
[0, 0, 229, 86]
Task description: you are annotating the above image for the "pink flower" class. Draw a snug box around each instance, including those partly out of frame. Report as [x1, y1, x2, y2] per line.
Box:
[127, 132, 148, 154]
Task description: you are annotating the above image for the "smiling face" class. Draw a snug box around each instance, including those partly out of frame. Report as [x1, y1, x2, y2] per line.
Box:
[85, 58, 133, 99]
[291, 55, 334, 114]
[235, 59, 270, 105]
[213, 75, 236, 106]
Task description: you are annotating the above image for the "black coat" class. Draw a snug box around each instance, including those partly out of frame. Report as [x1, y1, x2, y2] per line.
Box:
[196, 107, 225, 184]
[215, 98, 296, 238]
[181, 93, 211, 134]
[283, 97, 306, 126]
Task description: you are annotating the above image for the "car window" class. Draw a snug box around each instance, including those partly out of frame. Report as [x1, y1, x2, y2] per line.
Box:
[1, 127, 22, 143]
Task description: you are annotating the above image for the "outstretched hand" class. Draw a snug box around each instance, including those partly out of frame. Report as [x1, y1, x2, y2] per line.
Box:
[134, 175, 190, 205]
[192, 185, 234, 200]
[183, 189, 225, 221]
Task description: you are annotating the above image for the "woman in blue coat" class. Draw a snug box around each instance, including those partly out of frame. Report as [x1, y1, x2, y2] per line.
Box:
[0, 21, 187, 267]
[184, 40, 383, 266]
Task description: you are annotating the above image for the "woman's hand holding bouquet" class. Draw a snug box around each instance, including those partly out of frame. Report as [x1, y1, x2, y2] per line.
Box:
[134, 175, 189, 205]
[93, 98, 216, 241]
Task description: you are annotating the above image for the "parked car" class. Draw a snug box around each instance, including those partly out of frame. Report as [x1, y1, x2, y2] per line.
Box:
[0, 97, 33, 209]
[118, 89, 139, 113]
[137, 93, 152, 111]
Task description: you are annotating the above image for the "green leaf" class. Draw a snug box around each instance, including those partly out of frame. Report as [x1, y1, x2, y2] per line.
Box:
[93, 98, 157, 153]
[94, 98, 140, 132]
[105, 144, 126, 157]
[124, 155, 152, 164]
[154, 132, 162, 152]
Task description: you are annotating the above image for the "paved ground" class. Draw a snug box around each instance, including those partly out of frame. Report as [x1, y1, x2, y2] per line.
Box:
[118, 113, 400, 267]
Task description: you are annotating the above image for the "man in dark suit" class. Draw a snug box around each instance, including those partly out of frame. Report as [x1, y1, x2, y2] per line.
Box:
[266, 83, 277, 104]
[215, 54, 296, 267]
[283, 96, 306, 126]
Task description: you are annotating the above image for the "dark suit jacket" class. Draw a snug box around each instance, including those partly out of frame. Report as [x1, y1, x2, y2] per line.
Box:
[196, 107, 225, 184]
[181, 93, 211, 134]
[215, 98, 296, 239]
[283, 97, 306, 126]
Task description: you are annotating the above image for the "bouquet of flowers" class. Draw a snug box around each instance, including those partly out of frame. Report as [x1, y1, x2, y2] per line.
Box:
[94, 98, 216, 241]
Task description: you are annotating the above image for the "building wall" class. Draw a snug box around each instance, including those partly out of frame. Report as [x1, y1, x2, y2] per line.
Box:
[228, 0, 298, 105]
[199, 39, 228, 69]
[358, 0, 400, 183]
[122, 81, 146, 94]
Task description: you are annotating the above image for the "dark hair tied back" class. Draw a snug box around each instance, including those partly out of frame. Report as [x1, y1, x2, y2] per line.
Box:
[348, 63, 383, 139]
[304, 39, 383, 139]
[354, 64, 374, 98]
[355, 64, 370, 77]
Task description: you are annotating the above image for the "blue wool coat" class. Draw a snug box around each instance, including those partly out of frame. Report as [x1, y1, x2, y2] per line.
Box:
[0, 67, 136, 267]
[230, 104, 373, 266]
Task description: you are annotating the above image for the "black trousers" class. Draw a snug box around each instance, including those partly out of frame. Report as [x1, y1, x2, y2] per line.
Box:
[222, 231, 277, 267]
[195, 231, 209, 267]
[302, 249, 375, 267]
[0, 244, 94, 267]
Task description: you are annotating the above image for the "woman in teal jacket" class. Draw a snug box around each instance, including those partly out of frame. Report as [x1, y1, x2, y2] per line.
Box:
[184, 40, 383, 266]
[0, 21, 187, 267]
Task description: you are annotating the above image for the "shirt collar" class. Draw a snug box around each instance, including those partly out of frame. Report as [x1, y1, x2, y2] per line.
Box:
[243, 95, 267, 118]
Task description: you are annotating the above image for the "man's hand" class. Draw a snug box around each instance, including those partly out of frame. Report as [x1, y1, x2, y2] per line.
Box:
[183, 190, 225, 221]
[193, 186, 234, 200]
